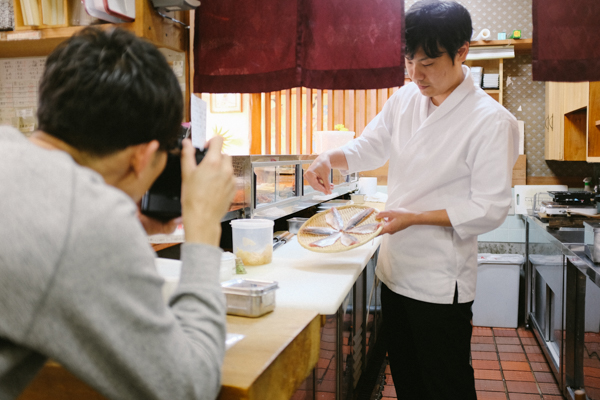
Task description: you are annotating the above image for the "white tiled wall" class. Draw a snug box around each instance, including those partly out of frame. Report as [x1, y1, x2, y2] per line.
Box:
[478, 214, 527, 243]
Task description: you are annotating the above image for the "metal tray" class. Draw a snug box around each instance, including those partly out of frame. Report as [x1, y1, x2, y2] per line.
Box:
[221, 279, 279, 317]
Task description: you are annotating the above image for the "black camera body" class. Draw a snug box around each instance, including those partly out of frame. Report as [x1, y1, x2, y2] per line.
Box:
[140, 129, 207, 222]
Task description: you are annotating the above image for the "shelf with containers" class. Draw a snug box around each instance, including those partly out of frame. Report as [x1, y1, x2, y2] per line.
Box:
[465, 38, 532, 106]
[0, 0, 191, 129]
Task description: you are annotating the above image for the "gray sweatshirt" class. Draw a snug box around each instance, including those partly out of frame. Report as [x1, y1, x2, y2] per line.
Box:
[0, 126, 226, 400]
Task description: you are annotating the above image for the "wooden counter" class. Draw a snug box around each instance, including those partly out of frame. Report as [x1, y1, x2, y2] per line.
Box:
[220, 308, 320, 400]
[18, 308, 320, 400]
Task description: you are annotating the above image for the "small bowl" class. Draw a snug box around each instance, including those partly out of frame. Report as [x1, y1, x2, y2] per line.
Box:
[351, 194, 365, 204]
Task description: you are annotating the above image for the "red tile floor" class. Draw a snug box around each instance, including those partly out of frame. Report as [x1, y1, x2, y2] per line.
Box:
[381, 326, 565, 400]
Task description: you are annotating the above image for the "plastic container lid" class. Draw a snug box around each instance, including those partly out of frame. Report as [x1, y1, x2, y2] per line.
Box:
[477, 253, 525, 265]
[230, 219, 274, 229]
[221, 251, 236, 262]
[528, 254, 563, 265]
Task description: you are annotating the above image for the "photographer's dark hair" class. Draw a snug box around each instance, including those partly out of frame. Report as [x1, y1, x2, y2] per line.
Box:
[37, 27, 182, 156]
[405, 0, 472, 64]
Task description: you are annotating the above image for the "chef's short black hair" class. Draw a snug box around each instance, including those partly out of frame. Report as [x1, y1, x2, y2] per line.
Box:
[405, 0, 473, 64]
[37, 27, 182, 156]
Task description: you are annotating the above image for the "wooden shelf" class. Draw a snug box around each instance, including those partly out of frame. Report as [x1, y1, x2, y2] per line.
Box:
[0, 0, 188, 57]
[470, 38, 532, 55]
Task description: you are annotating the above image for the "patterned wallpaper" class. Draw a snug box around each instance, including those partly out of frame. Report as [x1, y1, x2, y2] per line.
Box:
[405, 0, 594, 181]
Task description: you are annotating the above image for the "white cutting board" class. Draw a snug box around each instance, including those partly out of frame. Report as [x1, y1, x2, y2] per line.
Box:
[513, 185, 568, 215]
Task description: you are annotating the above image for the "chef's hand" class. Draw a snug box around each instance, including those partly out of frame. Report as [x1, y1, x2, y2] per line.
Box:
[305, 153, 335, 195]
[377, 208, 452, 235]
[376, 208, 416, 235]
[181, 136, 236, 247]
[137, 209, 182, 235]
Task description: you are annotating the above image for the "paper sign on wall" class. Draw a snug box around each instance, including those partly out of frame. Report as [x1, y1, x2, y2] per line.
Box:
[191, 94, 207, 149]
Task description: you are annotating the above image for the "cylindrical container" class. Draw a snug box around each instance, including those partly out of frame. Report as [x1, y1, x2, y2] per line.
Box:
[230, 219, 274, 266]
[358, 177, 377, 195]
[220, 252, 236, 282]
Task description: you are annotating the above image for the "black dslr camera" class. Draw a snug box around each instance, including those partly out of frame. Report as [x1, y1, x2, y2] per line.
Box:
[140, 126, 207, 221]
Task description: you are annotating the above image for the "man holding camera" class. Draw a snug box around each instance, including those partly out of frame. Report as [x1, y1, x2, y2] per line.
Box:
[0, 27, 235, 400]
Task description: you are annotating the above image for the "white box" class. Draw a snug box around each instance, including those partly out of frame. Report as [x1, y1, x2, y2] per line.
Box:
[472, 253, 524, 328]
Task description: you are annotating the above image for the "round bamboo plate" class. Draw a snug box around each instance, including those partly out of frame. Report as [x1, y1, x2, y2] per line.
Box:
[298, 205, 382, 253]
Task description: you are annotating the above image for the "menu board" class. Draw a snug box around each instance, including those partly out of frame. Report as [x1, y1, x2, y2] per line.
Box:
[0, 56, 46, 134]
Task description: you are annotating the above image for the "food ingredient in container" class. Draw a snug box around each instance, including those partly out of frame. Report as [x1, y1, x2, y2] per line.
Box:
[221, 279, 279, 317]
[287, 217, 308, 234]
[230, 219, 274, 266]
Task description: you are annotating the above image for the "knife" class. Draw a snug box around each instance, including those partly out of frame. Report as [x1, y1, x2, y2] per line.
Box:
[273, 232, 294, 251]
[273, 231, 288, 243]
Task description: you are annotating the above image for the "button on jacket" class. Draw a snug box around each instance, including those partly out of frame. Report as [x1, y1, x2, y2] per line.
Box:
[340, 66, 519, 304]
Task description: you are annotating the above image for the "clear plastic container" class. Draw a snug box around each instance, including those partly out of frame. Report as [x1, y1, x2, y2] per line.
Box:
[230, 219, 274, 266]
[220, 251, 236, 282]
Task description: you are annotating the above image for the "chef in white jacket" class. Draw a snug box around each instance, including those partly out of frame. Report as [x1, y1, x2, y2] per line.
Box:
[305, 1, 519, 399]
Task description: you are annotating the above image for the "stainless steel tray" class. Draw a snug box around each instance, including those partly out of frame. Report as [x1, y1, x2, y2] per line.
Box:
[221, 279, 279, 317]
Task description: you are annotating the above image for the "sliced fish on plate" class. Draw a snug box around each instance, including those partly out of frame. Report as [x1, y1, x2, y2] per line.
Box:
[344, 207, 375, 231]
[325, 207, 344, 231]
[309, 232, 342, 247]
[341, 232, 359, 247]
[345, 222, 381, 235]
[301, 226, 339, 236]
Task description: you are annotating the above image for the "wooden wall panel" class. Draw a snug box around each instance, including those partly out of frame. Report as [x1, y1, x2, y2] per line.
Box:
[588, 82, 600, 159]
[254, 86, 396, 155]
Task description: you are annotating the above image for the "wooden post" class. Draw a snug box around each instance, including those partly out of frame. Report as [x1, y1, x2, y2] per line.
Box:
[265, 92, 271, 154]
[366, 89, 377, 126]
[345, 90, 355, 132]
[250, 93, 262, 155]
[316, 90, 324, 132]
[333, 90, 344, 127]
[327, 90, 334, 130]
[285, 89, 292, 155]
[306, 88, 313, 154]
[355, 90, 366, 138]
[296, 88, 302, 154]
[275, 91, 282, 154]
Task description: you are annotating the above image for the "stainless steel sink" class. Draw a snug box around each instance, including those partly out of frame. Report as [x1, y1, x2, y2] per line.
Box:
[546, 227, 585, 244]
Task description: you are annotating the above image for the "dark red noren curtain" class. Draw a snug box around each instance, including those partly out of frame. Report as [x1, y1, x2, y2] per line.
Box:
[532, 0, 600, 82]
[193, 0, 405, 93]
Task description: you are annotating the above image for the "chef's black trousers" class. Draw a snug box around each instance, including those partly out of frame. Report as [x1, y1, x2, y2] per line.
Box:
[381, 283, 476, 400]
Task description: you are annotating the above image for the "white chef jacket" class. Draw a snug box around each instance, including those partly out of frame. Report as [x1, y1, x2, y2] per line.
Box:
[340, 65, 519, 304]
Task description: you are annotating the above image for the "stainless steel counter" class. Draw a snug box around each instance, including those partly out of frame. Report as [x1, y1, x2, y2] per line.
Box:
[526, 214, 600, 288]
[524, 215, 600, 400]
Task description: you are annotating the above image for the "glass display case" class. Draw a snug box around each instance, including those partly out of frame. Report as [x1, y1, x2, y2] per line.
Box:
[225, 155, 360, 221]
